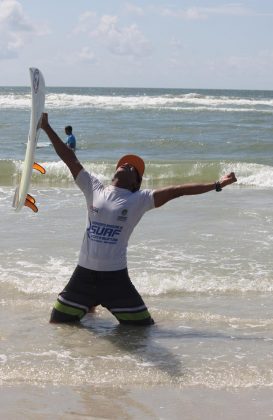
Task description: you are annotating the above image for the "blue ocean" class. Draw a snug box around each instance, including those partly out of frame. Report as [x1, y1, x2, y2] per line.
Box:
[1, 86, 273, 417]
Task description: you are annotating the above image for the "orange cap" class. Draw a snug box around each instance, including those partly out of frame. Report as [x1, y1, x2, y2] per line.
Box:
[116, 154, 145, 178]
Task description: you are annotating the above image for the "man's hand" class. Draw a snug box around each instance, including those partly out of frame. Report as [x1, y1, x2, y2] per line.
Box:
[219, 172, 237, 188]
[40, 112, 49, 131]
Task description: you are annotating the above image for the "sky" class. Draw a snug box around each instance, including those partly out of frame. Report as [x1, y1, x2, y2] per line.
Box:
[0, 0, 273, 89]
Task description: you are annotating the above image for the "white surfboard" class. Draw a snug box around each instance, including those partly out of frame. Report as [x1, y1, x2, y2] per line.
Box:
[12, 68, 46, 212]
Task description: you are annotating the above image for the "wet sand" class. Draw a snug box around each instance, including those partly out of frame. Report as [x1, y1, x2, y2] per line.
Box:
[1, 384, 273, 419]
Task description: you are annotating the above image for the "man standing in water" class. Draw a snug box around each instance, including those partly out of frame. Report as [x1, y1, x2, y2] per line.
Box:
[65, 125, 76, 151]
[41, 113, 237, 326]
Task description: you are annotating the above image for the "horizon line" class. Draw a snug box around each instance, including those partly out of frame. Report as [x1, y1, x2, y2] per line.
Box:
[0, 85, 272, 92]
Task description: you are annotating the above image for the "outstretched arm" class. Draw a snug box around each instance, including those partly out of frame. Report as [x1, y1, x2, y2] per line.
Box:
[153, 172, 237, 208]
[40, 113, 83, 179]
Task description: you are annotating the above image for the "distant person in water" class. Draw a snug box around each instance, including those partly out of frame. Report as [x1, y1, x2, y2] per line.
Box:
[65, 125, 76, 151]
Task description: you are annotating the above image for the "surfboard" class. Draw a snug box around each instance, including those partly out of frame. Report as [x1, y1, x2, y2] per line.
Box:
[12, 68, 46, 213]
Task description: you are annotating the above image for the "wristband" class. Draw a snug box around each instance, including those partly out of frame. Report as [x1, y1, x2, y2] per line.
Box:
[215, 181, 222, 192]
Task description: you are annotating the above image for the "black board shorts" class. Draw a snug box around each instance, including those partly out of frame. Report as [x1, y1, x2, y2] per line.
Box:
[51, 265, 154, 325]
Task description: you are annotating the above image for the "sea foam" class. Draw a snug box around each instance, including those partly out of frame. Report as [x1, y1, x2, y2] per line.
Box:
[1, 91, 273, 112]
[3, 159, 273, 188]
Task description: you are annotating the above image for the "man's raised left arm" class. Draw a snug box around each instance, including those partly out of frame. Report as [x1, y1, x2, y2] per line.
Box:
[153, 172, 237, 208]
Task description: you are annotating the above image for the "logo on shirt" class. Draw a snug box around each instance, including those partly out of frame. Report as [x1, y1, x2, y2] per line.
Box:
[87, 221, 122, 244]
[90, 206, 99, 215]
[117, 208, 128, 222]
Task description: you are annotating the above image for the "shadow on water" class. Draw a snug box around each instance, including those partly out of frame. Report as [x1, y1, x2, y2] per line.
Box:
[79, 315, 186, 380]
[54, 312, 271, 385]
[50, 314, 266, 383]
[76, 313, 267, 381]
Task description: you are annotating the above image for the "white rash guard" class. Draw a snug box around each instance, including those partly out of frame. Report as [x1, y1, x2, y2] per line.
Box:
[75, 169, 155, 271]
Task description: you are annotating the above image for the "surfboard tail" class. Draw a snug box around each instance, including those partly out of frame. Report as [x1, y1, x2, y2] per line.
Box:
[12, 162, 46, 213]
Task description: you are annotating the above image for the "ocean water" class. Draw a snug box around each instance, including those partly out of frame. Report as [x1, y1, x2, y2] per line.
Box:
[1, 87, 273, 412]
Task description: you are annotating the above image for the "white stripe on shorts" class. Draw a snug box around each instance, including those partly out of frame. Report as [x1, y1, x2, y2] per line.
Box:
[58, 295, 89, 312]
[110, 304, 147, 313]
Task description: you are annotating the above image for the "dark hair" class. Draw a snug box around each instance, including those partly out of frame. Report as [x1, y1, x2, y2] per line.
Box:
[136, 172, 142, 185]
[132, 172, 142, 192]
[65, 125, 73, 134]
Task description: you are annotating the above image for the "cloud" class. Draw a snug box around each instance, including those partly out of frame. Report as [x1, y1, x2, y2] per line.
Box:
[0, 0, 33, 30]
[199, 49, 273, 86]
[124, 2, 144, 16]
[161, 6, 206, 20]
[78, 46, 97, 63]
[0, 0, 49, 59]
[75, 11, 152, 58]
[168, 37, 185, 67]
[226, 50, 273, 73]
[73, 10, 97, 34]
[159, 4, 273, 20]
[92, 14, 152, 57]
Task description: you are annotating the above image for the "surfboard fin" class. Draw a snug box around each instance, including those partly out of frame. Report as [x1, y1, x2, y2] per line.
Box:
[33, 162, 46, 174]
[21, 163, 45, 212]
[24, 194, 38, 213]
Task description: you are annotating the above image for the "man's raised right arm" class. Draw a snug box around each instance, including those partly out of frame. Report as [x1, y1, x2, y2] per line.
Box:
[40, 113, 83, 180]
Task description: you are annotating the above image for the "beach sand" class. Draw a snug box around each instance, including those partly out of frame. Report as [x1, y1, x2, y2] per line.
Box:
[1, 384, 273, 419]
